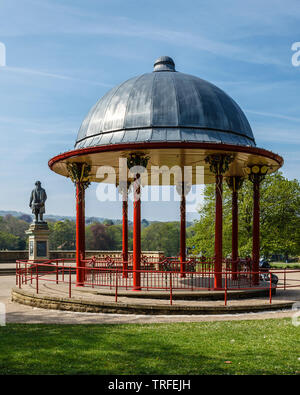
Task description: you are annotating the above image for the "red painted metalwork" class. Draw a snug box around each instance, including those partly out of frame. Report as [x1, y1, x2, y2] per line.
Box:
[122, 198, 128, 278]
[48, 141, 283, 171]
[82, 186, 86, 275]
[169, 273, 173, 305]
[48, 141, 283, 295]
[180, 187, 186, 278]
[115, 271, 118, 303]
[215, 174, 223, 289]
[252, 177, 260, 285]
[36, 264, 39, 294]
[224, 271, 228, 306]
[232, 189, 238, 280]
[132, 175, 141, 290]
[16, 259, 298, 307]
[76, 181, 85, 286]
[69, 267, 72, 298]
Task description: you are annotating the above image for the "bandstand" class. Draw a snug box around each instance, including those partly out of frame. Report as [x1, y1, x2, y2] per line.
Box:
[47, 56, 283, 295]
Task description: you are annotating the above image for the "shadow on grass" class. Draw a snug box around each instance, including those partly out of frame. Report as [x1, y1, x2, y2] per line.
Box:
[0, 323, 230, 375]
[0, 320, 298, 375]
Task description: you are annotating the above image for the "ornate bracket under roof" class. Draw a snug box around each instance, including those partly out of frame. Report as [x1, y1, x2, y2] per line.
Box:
[127, 153, 150, 171]
[66, 162, 91, 190]
[205, 154, 234, 175]
[226, 176, 244, 192]
[245, 164, 269, 184]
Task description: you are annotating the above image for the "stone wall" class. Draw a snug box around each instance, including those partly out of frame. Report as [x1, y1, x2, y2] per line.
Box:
[0, 250, 165, 263]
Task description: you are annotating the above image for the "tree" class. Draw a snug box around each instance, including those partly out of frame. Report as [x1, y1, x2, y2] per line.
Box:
[103, 219, 114, 226]
[141, 222, 180, 256]
[141, 219, 150, 228]
[106, 224, 123, 250]
[259, 173, 300, 258]
[19, 214, 32, 223]
[48, 220, 76, 250]
[1, 215, 28, 239]
[187, 172, 300, 259]
[0, 231, 21, 250]
[0, 215, 28, 249]
[85, 222, 113, 250]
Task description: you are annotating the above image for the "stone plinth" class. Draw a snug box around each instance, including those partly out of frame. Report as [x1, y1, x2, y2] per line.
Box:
[25, 222, 50, 260]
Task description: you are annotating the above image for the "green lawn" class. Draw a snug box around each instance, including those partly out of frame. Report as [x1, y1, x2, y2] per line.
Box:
[0, 319, 299, 375]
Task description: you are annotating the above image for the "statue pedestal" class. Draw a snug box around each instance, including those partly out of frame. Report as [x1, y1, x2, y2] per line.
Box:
[26, 222, 50, 261]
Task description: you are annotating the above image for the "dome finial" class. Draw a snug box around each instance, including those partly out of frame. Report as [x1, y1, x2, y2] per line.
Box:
[153, 56, 175, 72]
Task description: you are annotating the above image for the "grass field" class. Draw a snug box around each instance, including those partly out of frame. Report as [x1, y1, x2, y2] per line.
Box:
[0, 319, 299, 375]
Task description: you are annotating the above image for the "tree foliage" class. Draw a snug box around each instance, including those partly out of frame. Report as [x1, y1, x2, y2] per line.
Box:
[48, 220, 76, 250]
[0, 215, 28, 249]
[85, 222, 113, 250]
[0, 231, 20, 250]
[187, 172, 300, 258]
[141, 222, 180, 256]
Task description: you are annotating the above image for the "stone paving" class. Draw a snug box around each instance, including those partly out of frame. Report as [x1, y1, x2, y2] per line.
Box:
[1, 274, 300, 324]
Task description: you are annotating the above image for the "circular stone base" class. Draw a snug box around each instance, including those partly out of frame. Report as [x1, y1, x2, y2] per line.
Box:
[75, 287, 275, 301]
[11, 284, 294, 315]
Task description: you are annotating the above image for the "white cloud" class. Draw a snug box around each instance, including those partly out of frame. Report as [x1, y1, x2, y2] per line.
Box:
[2, 66, 112, 87]
[0, 0, 290, 66]
[254, 125, 300, 144]
[246, 110, 300, 123]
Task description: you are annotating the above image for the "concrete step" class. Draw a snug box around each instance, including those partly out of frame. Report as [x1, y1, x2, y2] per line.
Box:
[0, 268, 15, 276]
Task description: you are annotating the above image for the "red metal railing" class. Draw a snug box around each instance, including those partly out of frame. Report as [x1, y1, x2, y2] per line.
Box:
[15, 258, 300, 306]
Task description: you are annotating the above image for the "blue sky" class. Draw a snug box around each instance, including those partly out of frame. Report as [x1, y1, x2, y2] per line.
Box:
[0, 0, 299, 221]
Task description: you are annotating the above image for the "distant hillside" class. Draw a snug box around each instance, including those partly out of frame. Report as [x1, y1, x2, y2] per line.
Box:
[0, 211, 129, 225]
[0, 210, 196, 227]
[0, 210, 109, 224]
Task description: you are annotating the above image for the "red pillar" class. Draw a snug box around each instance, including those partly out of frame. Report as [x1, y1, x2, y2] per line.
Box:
[232, 189, 238, 280]
[76, 181, 85, 286]
[252, 177, 260, 285]
[180, 187, 186, 278]
[122, 197, 128, 278]
[132, 174, 141, 290]
[214, 174, 223, 289]
[81, 187, 86, 282]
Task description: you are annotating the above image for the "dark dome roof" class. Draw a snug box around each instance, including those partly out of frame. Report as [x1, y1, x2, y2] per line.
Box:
[75, 57, 255, 149]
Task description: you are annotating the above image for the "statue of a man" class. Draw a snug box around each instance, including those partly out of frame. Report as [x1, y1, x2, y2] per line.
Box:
[29, 181, 47, 223]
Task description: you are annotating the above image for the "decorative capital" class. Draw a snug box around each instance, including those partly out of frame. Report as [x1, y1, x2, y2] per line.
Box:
[66, 162, 91, 189]
[205, 154, 234, 175]
[127, 152, 149, 171]
[245, 164, 269, 184]
[226, 176, 244, 192]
